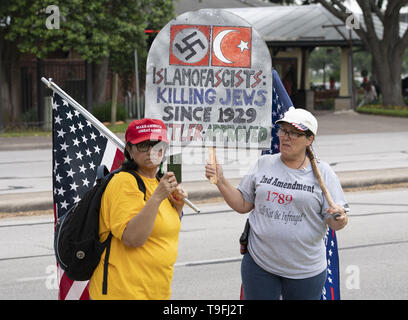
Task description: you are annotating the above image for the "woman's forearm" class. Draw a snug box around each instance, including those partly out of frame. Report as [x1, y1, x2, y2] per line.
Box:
[121, 194, 162, 248]
[216, 176, 254, 214]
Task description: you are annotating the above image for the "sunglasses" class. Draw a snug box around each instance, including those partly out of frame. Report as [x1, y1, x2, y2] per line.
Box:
[135, 140, 163, 152]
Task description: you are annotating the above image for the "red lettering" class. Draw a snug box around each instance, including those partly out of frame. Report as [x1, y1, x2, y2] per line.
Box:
[265, 191, 293, 205]
[193, 124, 203, 141]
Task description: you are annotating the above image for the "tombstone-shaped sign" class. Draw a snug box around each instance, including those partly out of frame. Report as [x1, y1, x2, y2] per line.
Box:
[145, 9, 272, 149]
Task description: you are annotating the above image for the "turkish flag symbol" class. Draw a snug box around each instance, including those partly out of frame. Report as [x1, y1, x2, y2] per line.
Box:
[211, 26, 252, 68]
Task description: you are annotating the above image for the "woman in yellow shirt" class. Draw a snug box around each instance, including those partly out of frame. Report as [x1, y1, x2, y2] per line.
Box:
[89, 118, 187, 299]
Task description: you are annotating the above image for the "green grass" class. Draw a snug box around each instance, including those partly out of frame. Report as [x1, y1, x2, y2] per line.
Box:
[105, 122, 128, 133]
[357, 104, 408, 118]
[0, 128, 52, 138]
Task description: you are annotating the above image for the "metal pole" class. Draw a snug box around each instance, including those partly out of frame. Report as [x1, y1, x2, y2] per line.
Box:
[134, 49, 140, 119]
[37, 58, 45, 126]
[41, 77, 125, 149]
[41, 77, 200, 213]
[349, 29, 356, 111]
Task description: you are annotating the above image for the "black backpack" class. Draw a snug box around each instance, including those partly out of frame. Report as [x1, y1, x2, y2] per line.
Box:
[54, 165, 157, 295]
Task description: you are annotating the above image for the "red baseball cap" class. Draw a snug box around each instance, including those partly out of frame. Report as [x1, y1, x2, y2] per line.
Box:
[125, 118, 169, 145]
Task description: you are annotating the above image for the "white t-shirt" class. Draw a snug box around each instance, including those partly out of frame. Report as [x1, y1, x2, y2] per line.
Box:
[237, 153, 348, 279]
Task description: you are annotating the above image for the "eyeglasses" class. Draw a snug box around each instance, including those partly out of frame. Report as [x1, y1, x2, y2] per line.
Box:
[277, 127, 306, 139]
[135, 140, 161, 152]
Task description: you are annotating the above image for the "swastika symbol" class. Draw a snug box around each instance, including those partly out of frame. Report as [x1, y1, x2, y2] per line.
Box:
[171, 27, 209, 65]
[174, 31, 206, 61]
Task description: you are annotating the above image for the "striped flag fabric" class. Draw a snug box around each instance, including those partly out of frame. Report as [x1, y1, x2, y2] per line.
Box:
[261, 69, 341, 300]
[51, 91, 124, 300]
[261, 69, 292, 156]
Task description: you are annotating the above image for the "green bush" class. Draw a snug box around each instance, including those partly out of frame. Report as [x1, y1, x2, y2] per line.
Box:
[357, 104, 408, 117]
[21, 108, 38, 123]
[92, 101, 127, 122]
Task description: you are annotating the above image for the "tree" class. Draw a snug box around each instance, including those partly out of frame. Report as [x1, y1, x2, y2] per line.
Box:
[138, 0, 175, 90]
[93, 0, 149, 124]
[92, 0, 174, 106]
[108, 0, 174, 90]
[314, 0, 408, 106]
[309, 47, 340, 87]
[1, 0, 112, 123]
[269, 0, 408, 106]
[0, 0, 174, 125]
[106, 0, 174, 124]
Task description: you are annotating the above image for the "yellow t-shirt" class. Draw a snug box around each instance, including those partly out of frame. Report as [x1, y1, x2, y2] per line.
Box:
[89, 171, 181, 300]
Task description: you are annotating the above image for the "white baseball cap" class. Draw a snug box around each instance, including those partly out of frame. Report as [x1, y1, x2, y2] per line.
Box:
[276, 107, 318, 135]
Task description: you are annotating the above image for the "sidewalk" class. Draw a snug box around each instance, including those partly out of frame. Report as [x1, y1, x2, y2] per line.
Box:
[2, 167, 408, 213]
[1, 111, 408, 213]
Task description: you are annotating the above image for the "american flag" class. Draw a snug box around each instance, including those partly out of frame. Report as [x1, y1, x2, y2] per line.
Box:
[262, 70, 340, 300]
[52, 91, 124, 300]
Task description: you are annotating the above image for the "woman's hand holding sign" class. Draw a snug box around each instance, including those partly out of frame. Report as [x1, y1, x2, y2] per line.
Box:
[205, 154, 253, 214]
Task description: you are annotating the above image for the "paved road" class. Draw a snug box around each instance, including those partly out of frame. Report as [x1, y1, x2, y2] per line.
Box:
[0, 215, 56, 300]
[0, 149, 51, 194]
[1, 130, 408, 195]
[1, 187, 407, 300]
[1, 111, 408, 196]
[173, 188, 408, 300]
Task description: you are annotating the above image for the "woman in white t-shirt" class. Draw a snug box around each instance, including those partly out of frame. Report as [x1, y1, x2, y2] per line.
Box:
[205, 108, 348, 300]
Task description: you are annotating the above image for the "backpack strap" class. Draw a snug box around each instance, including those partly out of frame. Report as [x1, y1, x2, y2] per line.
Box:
[96, 165, 110, 183]
[98, 167, 160, 295]
[125, 170, 147, 201]
[102, 232, 113, 295]
[97, 166, 120, 295]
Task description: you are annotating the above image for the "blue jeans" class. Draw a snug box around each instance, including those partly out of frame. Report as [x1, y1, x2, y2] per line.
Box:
[241, 252, 326, 300]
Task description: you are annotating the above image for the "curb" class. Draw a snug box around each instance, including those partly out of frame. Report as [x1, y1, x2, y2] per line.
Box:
[0, 191, 54, 213]
[1, 168, 408, 213]
[336, 167, 408, 189]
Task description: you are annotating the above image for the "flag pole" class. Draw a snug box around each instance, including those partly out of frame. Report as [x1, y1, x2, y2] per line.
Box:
[42, 77, 125, 149]
[42, 77, 200, 213]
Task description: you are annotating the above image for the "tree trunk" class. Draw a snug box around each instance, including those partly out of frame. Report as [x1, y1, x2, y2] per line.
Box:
[316, 0, 408, 107]
[92, 56, 109, 105]
[371, 44, 405, 106]
[0, 46, 11, 123]
[111, 72, 118, 126]
[0, 39, 21, 124]
[10, 54, 21, 123]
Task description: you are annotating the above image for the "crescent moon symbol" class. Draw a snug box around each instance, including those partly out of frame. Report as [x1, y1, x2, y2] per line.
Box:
[213, 29, 237, 64]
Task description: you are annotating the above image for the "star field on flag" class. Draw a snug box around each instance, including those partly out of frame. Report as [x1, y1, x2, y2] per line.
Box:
[52, 91, 124, 300]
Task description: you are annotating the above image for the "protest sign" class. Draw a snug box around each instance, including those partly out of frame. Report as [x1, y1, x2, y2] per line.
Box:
[145, 9, 272, 149]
